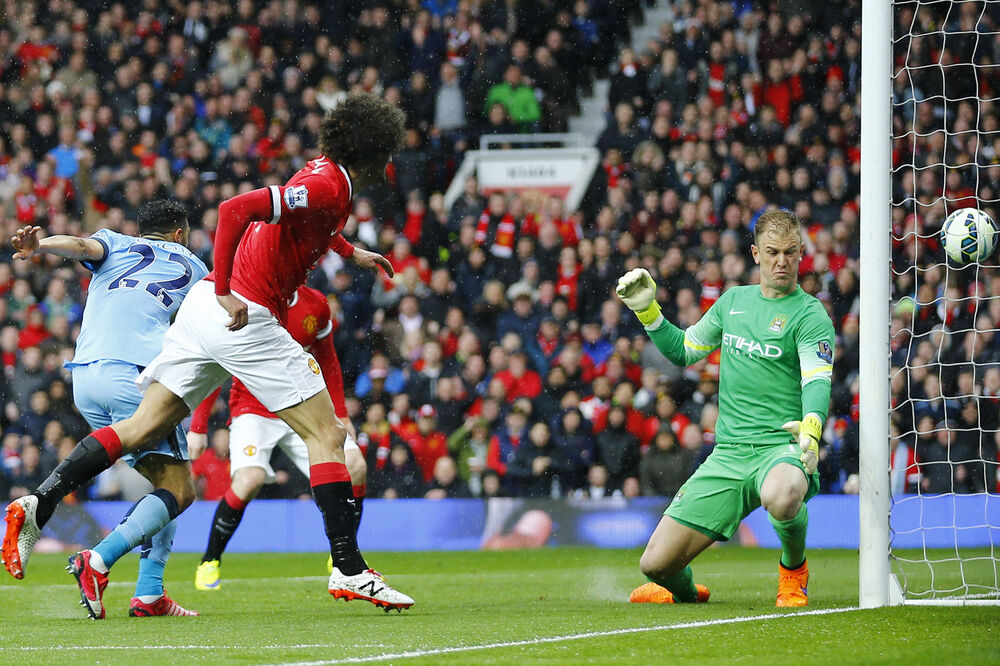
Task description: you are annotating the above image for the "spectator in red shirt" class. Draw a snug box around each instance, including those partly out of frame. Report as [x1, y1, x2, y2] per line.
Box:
[556, 246, 581, 311]
[642, 394, 691, 448]
[16, 26, 59, 75]
[389, 393, 419, 441]
[699, 261, 724, 313]
[17, 307, 50, 350]
[494, 350, 542, 402]
[251, 122, 286, 173]
[762, 58, 804, 126]
[191, 428, 231, 501]
[596, 353, 640, 387]
[14, 175, 39, 223]
[385, 235, 430, 288]
[408, 404, 450, 482]
[401, 191, 427, 246]
[800, 229, 847, 277]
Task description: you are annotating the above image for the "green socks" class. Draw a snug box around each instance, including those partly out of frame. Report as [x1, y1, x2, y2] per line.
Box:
[649, 565, 698, 603]
[769, 504, 809, 569]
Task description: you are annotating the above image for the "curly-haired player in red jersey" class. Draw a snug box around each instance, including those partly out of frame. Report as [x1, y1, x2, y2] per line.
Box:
[189, 285, 368, 591]
[3, 94, 414, 612]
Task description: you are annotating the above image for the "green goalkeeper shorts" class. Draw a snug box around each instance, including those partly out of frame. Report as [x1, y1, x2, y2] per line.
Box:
[664, 442, 820, 541]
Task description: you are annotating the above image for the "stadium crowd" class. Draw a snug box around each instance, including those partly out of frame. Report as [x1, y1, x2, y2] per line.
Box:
[0, 0, 998, 503]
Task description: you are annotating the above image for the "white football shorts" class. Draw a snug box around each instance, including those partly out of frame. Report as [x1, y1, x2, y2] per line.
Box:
[229, 412, 360, 481]
[138, 279, 326, 413]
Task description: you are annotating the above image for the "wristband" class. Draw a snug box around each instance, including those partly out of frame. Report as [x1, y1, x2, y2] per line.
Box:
[636, 300, 663, 327]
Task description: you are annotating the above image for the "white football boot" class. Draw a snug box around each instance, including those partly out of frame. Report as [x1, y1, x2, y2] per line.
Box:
[2, 495, 42, 579]
[328, 567, 414, 612]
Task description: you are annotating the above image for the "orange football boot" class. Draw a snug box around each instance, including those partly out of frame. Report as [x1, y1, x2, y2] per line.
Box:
[629, 582, 710, 603]
[776, 559, 809, 607]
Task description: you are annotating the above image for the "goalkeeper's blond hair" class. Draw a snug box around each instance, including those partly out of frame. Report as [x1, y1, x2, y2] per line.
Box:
[755, 209, 802, 244]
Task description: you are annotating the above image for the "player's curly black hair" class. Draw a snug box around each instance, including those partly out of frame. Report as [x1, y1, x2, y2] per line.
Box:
[318, 93, 406, 170]
[137, 199, 189, 237]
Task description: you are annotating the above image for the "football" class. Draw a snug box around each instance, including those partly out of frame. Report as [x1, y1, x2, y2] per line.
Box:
[940, 207, 999, 265]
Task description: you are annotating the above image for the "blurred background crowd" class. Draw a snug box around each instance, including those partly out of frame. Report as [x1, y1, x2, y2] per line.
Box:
[0, 0, 998, 503]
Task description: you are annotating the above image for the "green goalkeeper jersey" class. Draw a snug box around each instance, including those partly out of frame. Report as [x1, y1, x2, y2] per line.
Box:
[646, 285, 834, 446]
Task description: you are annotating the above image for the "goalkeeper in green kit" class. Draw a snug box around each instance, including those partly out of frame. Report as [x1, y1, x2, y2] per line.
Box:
[619, 210, 834, 607]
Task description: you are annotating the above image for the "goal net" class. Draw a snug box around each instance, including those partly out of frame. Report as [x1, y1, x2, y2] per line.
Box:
[880, 0, 1000, 605]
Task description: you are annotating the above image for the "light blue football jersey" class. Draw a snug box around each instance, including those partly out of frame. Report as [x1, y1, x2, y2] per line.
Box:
[68, 229, 208, 367]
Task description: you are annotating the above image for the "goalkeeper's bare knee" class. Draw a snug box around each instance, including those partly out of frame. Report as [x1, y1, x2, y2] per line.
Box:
[761, 463, 808, 520]
[639, 545, 692, 579]
[762, 484, 805, 521]
[765, 499, 802, 522]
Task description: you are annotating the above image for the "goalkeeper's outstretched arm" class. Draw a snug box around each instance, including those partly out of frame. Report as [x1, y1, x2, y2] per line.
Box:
[616, 268, 722, 367]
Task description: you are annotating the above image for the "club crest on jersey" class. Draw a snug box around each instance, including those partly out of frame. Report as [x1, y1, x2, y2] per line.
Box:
[816, 340, 834, 364]
[302, 314, 318, 336]
[308, 357, 321, 375]
[244, 445, 257, 457]
[768, 315, 788, 333]
[284, 185, 309, 210]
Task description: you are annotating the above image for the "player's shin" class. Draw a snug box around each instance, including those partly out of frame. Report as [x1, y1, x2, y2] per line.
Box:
[769, 504, 808, 570]
[34, 427, 123, 525]
[351, 483, 365, 536]
[649, 565, 700, 603]
[92, 488, 179, 573]
[202, 489, 249, 563]
[135, 518, 177, 600]
[311, 462, 367, 575]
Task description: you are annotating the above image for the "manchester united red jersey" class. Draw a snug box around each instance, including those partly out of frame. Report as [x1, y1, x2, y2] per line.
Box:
[210, 156, 353, 321]
[229, 286, 342, 419]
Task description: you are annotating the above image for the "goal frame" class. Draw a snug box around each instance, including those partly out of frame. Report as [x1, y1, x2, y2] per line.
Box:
[859, 0, 1000, 608]
[859, 0, 893, 610]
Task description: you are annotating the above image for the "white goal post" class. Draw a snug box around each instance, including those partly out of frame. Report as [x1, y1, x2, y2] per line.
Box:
[859, 0, 893, 610]
[861, 0, 1000, 607]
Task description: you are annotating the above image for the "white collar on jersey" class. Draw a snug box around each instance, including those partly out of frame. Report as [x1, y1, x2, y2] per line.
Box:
[334, 162, 353, 200]
[289, 291, 299, 307]
[309, 155, 354, 200]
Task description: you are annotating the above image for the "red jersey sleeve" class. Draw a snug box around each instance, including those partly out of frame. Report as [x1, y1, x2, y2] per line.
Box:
[311, 290, 333, 341]
[311, 333, 347, 417]
[299, 288, 346, 415]
[329, 233, 355, 258]
[213, 188, 274, 295]
[189, 387, 222, 434]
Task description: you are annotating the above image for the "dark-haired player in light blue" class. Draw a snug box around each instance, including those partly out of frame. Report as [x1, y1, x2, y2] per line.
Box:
[4, 200, 207, 618]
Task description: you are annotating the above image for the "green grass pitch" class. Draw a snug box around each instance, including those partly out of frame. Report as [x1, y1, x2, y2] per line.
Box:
[1, 547, 998, 664]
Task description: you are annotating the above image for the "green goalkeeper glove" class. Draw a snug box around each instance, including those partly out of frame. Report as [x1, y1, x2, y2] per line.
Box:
[616, 268, 662, 327]
[782, 413, 823, 475]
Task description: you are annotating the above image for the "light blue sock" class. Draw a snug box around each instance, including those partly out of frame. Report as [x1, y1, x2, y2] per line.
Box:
[92, 492, 172, 570]
[135, 518, 177, 598]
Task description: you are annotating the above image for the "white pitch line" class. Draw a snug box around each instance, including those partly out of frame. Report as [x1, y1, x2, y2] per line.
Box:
[8, 645, 342, 651]
[267, 606, 862, 666]
[2, 608, 861, 656]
